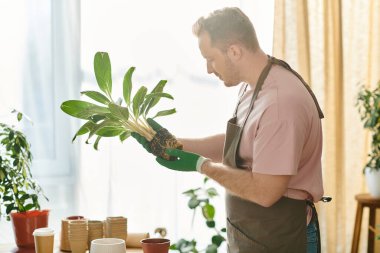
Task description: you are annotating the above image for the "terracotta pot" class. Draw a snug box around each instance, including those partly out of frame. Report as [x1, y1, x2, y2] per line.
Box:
[66, 215, 84, 220]
[10, 210, 50, 248]
[141, 238, 170, 253]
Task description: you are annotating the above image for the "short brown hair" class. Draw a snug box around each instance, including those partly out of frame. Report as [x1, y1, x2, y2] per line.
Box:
[192, 7, 259, 52]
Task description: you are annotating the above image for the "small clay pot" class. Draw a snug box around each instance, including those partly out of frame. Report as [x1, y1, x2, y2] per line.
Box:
[141, 238, 170, 253]
[66, 215, 85, 220]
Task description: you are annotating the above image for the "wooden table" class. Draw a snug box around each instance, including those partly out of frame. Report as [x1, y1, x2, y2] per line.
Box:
[0, 243, 142, 253]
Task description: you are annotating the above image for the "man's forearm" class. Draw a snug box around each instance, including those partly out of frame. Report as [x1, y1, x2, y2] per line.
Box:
[201, 161, 291, 207]
[178, 133, 225, 162]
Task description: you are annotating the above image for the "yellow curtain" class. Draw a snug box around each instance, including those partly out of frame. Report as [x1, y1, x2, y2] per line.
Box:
[273, 0, 380, 252]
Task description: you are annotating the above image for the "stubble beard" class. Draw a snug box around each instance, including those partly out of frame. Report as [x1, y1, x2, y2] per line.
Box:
[222, 57, 240, 87]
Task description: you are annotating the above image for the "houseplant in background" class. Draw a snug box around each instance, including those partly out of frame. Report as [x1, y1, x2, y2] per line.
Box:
[60, 51, 182, 159]
[356, 80, 380, 197]
[170, 177, 226, 253]
[0, 110, 49, 248]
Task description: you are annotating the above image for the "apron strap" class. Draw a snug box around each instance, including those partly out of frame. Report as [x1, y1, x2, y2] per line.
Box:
[240, 59, 274, 129]
[232, 84, 249, 117]
[269, 56, 325, 119]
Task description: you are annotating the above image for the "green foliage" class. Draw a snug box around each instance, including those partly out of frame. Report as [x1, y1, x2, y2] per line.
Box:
[61, 51, 176, 149]
[356, 81, 380, 172]
[170, 177, 226, 253]
[0, 111, 47, 220]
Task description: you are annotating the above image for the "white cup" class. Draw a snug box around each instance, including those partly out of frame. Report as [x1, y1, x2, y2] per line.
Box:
[90, 238, 126, 253]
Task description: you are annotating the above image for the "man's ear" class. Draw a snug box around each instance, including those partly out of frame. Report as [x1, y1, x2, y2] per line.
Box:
[227, 44, 243, 61]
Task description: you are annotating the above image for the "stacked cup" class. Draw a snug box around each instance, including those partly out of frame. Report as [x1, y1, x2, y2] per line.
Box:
[60, 216, 85, 251]
[68, 220, 88, 253]
[87, 220, 104, 249]
[33, 228, 55, 253]
[105, 216, 127, 241]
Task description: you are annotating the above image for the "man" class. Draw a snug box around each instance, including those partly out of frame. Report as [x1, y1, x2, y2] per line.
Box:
[133, 7, 324, 253]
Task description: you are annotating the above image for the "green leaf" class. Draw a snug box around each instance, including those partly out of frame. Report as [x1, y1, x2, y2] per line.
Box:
[169, 244, 178, 250]
[119, 131, 131, 142]
[96, 128, 124, 137]
[205, 244, 218, 253]
[221, 227, 227, 233]
[3, 195, 13, 201]
[207, 187, 218, 197]
[152, 108, 176, 119]
[206, 220, 215, 228]
[202, 203, 215, 220]
[24, 203, 35, 211]
[90, 115, 107, 123]
[72, 121, 96, 142]
[108, 103, 129, 121]
[81, 91, 111, 105]
[87, 120, 123, 140]
[144, 92, 173, 101]
[61, 100, 109, 120]
[94, 52, 112, 96]
[8, 131, 14, 140]
[204, 177, 209, 184]
[188, 197, 200, 209]
[0, 170, 5, 181]
[145, 80, 167, 115]
[123, 67, 135, 106]
[20, 194, 30, 201]
[13, 159, 19, 166]
[182, 188, 200, 196]
[132, 86, 148, 118]
[6, 203, 14, 214]
[173, 239, 197, 252]
[141, 92, 174, 116]
[17, 112, 23, 122]
[211, 235, 225, 247]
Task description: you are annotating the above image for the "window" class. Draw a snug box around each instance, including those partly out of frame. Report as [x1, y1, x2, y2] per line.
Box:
[0, 0, 274, 248]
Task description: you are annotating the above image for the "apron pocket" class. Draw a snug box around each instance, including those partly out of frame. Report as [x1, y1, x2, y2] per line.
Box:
[227, 218, 268, 253]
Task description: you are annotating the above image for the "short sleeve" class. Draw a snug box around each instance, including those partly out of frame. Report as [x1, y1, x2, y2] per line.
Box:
[252, 111, 307, 175]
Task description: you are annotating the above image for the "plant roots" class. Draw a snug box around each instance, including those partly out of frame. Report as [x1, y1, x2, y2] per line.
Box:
[149, 128, 183, 160]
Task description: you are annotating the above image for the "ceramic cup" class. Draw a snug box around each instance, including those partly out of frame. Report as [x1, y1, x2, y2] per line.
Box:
[33, 227, 54, 253]
[141, 238, 170, 253]
[90, 238, 126, 253]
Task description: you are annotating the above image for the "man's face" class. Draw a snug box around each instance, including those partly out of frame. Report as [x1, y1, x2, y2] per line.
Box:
[198, 32, 240, 87]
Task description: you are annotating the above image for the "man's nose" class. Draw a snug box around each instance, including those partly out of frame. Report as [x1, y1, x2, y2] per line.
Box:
[207, 62, 213, 74]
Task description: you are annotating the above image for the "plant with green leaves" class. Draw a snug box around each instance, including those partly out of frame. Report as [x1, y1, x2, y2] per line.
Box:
[0, 110, 48, 220]
[356, 80, 380, 172]
[170, 177, 226, 253]
[60, 52, 182, 159]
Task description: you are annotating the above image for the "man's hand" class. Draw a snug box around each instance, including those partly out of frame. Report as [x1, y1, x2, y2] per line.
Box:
[156, 148, 210, 173]
[131, 118, 163, 153]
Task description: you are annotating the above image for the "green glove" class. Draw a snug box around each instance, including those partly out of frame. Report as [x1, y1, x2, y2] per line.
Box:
[131, 118, 163, 153]
[156, 148, 210, 173]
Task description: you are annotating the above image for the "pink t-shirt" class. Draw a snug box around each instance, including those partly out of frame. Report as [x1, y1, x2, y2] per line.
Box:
[235, 64, 324, 202]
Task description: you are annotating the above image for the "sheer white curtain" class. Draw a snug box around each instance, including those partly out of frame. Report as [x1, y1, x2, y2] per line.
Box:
[0, 0, 80, 242]
[79, 0, 274, 250]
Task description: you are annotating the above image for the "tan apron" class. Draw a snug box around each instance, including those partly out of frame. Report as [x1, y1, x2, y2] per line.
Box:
[223, 56, 324, 253]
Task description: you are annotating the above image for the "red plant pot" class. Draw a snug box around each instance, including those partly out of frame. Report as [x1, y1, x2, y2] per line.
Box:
[141, 238, 170, 253]
[10, 210, 50, 248]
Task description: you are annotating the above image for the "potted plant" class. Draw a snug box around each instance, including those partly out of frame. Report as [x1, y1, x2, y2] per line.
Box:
[170, 177, 226, 253]
[60, 51, 182, 158]
[0, 110, 49, 248]
[356, 80, 380, 197]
